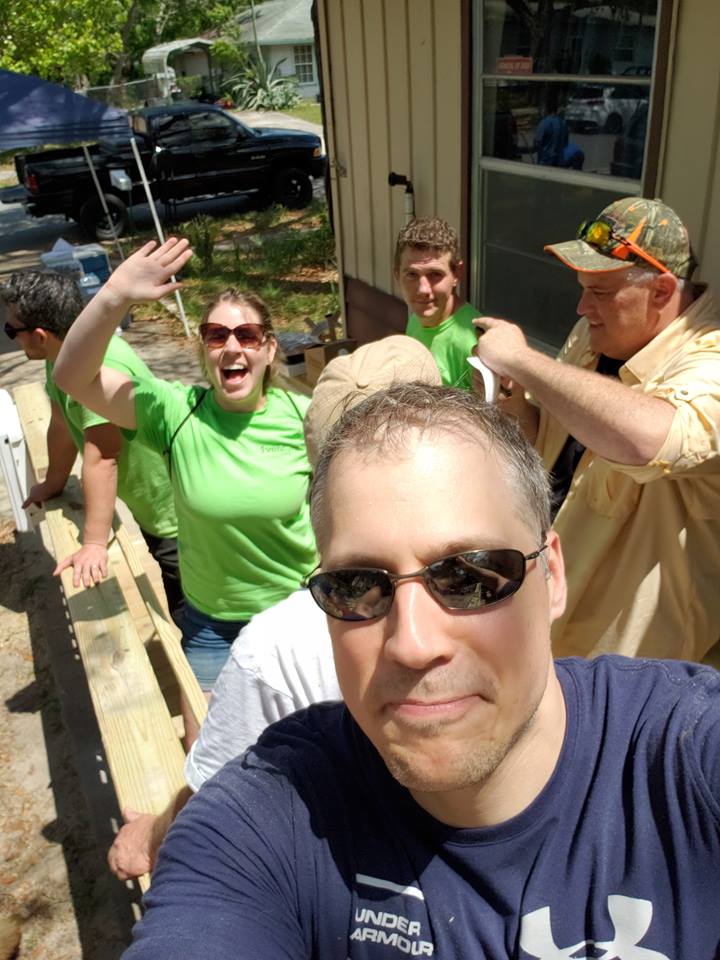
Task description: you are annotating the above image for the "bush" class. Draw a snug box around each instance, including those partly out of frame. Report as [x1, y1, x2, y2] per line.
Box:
[184, 215, 222, 272]
[229, 58, 300, 111]
[174, 76, 203, 100]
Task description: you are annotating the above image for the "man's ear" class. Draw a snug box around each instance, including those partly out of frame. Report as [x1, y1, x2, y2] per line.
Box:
[544, 529, 566, 624]
[453, 260, 465, 286]
[650, 272, 678, 310]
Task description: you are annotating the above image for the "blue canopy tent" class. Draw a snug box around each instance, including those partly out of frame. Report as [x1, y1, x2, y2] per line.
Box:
[0, 68, 130, 150]
[0, 69, 189, 334]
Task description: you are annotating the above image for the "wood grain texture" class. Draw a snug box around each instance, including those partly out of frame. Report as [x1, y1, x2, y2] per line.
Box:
[13, 381, 51, 479]
[13, 381, 190, 893]
[43, 502, 187, 811]
[114, 524, 207, 729]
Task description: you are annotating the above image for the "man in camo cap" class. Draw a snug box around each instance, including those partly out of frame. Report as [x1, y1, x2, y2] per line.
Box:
[471, 196, 720, 663]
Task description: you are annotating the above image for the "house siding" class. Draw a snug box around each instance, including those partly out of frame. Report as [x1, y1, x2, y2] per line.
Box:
[316, 0, 465, 340]
[659, 0, 720, 284]
[318, 0, 720, 342]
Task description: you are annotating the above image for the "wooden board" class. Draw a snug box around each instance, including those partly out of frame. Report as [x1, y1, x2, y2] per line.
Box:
[12, 381, 205, 892]
[114, 524, 207, 729]
[43, 501, 188, 814]
[13, 381, 51, 479]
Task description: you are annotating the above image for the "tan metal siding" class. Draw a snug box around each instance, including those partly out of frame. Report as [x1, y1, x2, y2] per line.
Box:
[318, 0, 464, 298]
[658, 0, 720, 284]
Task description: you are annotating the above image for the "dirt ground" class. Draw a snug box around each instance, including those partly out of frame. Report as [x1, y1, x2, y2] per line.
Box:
[0, 315, 199, 958]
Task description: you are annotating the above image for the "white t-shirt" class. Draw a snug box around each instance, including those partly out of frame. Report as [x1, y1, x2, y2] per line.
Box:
[185, 589, 339, 791]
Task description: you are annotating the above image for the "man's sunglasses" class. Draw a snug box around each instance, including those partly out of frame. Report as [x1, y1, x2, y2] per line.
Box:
[577, 215, 671, 274]
[306, 545, 548, 622]
[3, 320, 52, 339]
[198, 322, 267, 349]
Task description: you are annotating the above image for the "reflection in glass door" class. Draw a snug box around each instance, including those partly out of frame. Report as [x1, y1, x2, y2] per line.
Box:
[471, 0, 664, 350]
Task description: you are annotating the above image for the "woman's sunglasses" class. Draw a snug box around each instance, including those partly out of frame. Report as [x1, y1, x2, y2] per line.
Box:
[306, 545, 548, 622]
[577, 215, 671, 274]
[198, 322, 267, 349]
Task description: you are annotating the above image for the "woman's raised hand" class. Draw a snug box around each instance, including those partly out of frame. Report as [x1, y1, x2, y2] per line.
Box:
[106, 237, 193, 304]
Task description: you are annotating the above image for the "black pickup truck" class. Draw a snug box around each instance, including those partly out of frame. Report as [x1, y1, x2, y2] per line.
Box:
[4, 103, 326, 240]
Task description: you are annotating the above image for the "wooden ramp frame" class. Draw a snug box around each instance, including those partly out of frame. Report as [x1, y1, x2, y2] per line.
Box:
[13, 381, 207, 892]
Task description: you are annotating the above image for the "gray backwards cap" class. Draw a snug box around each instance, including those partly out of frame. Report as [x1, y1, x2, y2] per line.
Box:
[544, 197, 697, 279]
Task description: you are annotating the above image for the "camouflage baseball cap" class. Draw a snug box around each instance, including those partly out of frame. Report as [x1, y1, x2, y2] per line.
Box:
[544, 197, 697, 279]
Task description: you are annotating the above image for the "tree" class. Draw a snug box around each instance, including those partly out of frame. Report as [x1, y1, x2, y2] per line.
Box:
[0, 0, 128, 86]
[123, 0, 244, 79]
[0, 0, 245, 87]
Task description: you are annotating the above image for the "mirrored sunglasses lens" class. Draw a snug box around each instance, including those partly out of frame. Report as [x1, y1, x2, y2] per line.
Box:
[426, 550, 525, 609]
[580, 220, 612, 249]
[4, 323, 17, 339]
[309, 570, 392, 621]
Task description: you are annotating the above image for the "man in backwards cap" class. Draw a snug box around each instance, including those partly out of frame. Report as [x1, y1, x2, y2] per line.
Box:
[474, 196, 720, 662]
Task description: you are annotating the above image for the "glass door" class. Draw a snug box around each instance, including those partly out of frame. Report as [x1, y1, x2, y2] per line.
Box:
[470, 0, 667, 350]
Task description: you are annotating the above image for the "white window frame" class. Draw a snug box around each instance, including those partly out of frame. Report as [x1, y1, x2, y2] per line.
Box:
[293, 44, 315, 85]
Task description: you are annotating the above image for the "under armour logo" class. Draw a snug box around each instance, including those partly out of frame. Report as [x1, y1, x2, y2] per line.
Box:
[520, 895, 670, 959]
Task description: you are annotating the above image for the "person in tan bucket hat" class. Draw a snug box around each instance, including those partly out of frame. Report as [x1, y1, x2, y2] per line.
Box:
[304, 334, 442, 464]
[107, 336, 441, 883]
[471, 195, 720, 663]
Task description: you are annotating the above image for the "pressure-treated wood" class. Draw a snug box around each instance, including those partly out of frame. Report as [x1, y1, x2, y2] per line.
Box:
[13, 381, 51, 479]
[43, 501, 187, 804]
[114, 523, 207, 729]
[13, 381, 203, 892]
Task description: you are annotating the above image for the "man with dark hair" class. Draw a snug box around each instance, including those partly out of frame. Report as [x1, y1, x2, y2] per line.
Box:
[2, 272, 180, 608]
[123, 383, 720, 958]
[396, 217, 479, 390]
[473, 196, 720, 662]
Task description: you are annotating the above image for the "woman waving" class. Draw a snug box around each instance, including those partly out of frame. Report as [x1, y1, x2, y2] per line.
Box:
[54, 239, 316, 725]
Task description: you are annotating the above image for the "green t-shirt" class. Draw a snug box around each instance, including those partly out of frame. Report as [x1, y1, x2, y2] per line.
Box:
[45, 335, 177, 539]
[130, 380, 317, 621]
[405, 301, 479, 390]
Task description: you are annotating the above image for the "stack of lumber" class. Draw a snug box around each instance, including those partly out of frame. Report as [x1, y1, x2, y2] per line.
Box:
[13, 381, 206, 891]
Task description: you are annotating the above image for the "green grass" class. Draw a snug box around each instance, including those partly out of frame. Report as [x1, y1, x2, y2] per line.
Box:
[283, 99, 322, 126]
[133, 200, 339, 332]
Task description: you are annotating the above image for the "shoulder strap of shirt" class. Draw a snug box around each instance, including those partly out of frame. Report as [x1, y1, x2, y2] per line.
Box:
[164, 388, 209, 478]
[284, 389, 306, 423]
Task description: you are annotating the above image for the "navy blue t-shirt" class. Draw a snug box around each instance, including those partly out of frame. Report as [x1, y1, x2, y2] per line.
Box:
[125, 657, 720, 959]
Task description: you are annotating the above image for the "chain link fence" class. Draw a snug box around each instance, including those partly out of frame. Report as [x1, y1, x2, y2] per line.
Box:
[85, 76, 166, 110]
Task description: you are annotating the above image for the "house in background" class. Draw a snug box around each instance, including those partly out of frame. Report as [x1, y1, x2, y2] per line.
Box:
[313, 0, 720, 351]
[236, 0, 320, 101]
[140, 0, 318, 100]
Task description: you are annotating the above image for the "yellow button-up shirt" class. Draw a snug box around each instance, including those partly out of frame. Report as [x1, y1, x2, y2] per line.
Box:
[536, 288, 720, 661]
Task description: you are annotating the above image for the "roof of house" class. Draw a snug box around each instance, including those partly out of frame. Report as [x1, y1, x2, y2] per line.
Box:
[235, 0, 314, 46]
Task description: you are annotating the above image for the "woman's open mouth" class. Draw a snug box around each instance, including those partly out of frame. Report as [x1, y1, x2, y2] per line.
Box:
[221, 364, 248, 385]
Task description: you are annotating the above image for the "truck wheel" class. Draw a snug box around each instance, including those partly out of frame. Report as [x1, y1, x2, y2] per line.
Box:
[79, 194, 129, 241]
[271, 167, 313, 209]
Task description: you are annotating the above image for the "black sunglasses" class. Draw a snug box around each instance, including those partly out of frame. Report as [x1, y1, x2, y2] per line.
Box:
[306, 545, 548, 622]
[3, 320, 55, 339]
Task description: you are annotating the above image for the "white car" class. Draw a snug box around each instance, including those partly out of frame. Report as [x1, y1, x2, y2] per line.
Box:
[565, 67, 650, 135]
